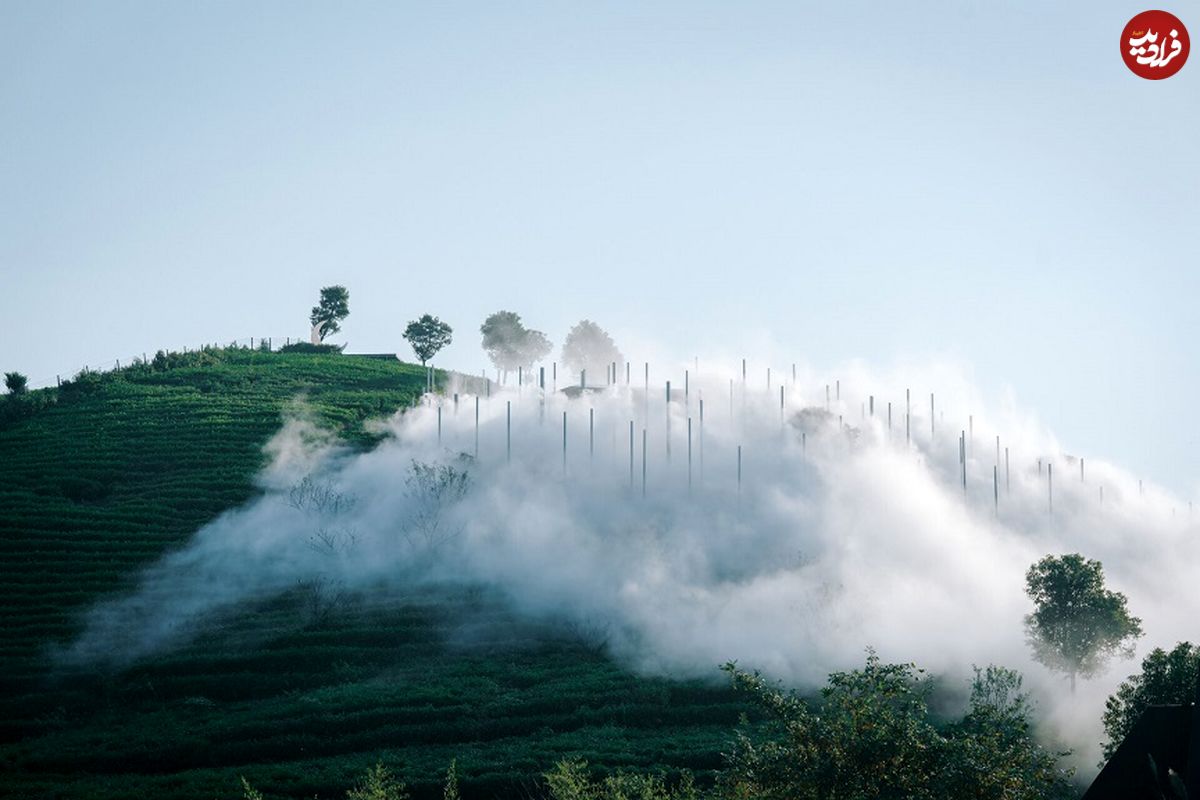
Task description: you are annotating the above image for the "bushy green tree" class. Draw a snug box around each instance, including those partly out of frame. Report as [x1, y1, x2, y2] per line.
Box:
[311, 285, 351, 341]
[560, 320, 622, 381]
[1101, 641, 1200, 762]
[480, 310, 551, 383]
[720, 653, 1072, 800]
[1024, 553, 1143, 693]
[4, 371, 28, 395]
[403, 314, 453, 365]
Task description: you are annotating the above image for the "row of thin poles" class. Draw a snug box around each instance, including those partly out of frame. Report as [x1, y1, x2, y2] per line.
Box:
[425, 361, 1182, 518]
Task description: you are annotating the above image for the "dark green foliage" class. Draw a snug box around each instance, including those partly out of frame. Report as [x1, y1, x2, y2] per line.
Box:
[312, 285, 351, 341]
[280, 341, 347, 354]
[1101, 642, 1200, 762]
[347, 762, 410, 800]
[480, 311, 552, 381]
[544, 759, 697, 800]
[0, 384, 55, 424]
[404, 314, 454, 365]
[720, 654, 1073, 800]
[1024, 553, 1143, 692]
[5, 371, 28, 394]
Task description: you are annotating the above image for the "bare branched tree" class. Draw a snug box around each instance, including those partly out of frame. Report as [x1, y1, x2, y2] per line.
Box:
[401, 460, 471, 551]
[288, 477, 358, 516]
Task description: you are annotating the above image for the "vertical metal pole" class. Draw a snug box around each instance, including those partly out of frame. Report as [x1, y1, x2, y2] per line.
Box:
[642, 428, 647, 498]
[742, 359, 746, 384]
[684, 370, 689, 407]
[552, 362, 557, 392]
[687, 417, 693, 494]
[474, 396, 479, 458]
[581, 369, 586, 390]
[906, 412, 910, 444]
[780, 385, 785, 426]
[792, 363, 796, 384]
[540, 366, 545, 389]
[887, 402, 891, 432]
[629, 420, 634, 488]
[836, 380, 840, 401]
[626, 362, 630, 385]
[1048, 463, 1054, 513]
[994, 466, 999, 515]
[1100, 485, 1104, 505]
[665, 380, 672, 462]
[869, 395, 874, 416]
[767, 367, 771, 391]
[506, 401, 511, 463]
[1081, 458, 1085, 483]
[960, 431, 966, 491]
[437, 405, 442, 444]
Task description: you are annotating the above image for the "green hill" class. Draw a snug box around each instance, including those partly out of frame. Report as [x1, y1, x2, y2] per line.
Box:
[0, 348, 743, 799]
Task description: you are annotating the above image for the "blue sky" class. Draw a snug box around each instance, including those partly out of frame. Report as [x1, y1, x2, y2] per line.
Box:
[1, 1, 1197, 495]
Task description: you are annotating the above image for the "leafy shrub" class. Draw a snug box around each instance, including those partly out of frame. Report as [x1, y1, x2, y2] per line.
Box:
[545, 759, 697, 800]
[346, 763, 409, 800]
[720, 653, 1073, 800]
[280, 342, 345, 354]
[4, 371, 28, 395]
[0, 388, 56, 425]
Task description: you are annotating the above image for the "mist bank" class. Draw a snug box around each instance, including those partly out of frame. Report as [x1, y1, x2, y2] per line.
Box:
[61, 358, 1200, 769]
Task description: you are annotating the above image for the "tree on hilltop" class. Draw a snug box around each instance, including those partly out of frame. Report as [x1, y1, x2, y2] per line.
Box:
[403, 314, 453, 365]
[480, 311, 552, 383]
[560, 320, 622, 382]
[4, 372, 28, 395]
[310, 286, 350, 342]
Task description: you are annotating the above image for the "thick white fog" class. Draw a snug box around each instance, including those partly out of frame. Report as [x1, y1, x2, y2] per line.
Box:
[62, 358, 1199, 771]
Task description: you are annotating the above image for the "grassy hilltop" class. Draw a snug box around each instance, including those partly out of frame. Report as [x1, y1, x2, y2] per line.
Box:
[0, 347, 743, 799]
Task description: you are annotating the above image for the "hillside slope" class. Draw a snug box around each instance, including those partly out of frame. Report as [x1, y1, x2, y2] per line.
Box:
[0, 348, 743, 799]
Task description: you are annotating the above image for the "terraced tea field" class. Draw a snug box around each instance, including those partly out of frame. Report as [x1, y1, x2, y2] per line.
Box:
[0, 349, 744, 799]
